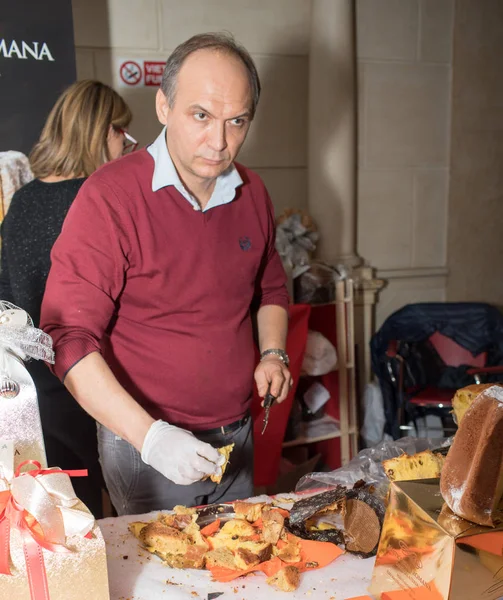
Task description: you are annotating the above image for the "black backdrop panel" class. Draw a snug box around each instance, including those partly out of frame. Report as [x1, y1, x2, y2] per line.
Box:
[0, 0, 77, 154]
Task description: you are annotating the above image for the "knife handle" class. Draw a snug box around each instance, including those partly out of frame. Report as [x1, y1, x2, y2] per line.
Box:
[263, 385, 276, 409]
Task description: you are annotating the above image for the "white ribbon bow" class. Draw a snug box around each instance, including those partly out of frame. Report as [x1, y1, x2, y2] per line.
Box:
[0, 303, 54, 364]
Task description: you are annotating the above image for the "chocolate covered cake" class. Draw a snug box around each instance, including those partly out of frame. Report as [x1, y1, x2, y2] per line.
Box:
[440, 385, 503, 526]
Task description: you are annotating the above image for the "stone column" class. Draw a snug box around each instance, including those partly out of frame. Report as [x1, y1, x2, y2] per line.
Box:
[308, 0, 386, 394]
[308, 0, 359, 266]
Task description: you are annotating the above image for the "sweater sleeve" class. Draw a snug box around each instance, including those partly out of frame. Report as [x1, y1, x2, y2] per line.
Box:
[40, 178, 130, 381]
[254, 186, 290, 312]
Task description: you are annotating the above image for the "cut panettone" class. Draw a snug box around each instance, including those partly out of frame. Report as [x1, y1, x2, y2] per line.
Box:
[139, 521, 191, 556]
[272, 539, 301, 563]
[235, 540, 272, 562]
[130, 520, 208, 569]
[209, 519, 260, 551]
[129, 521, 148, 539]
[441, 385, 503, 526]
[383, 450, 446, 482]
[452, 383, 502, 426]
[130, 497, 340, 590]
[262, 508, 285, 544]
[233, 501, 266, 522]
[204, 547, 236, 569]
[160, 513, 194, 530]
[266, 566, 301, 592]
[130, 516, 208, 569]
[219, 519, 257, 538]
[184, 521, 209, 548]
[234, 548, 261, 570]
[209, 443, 235, 484]
[173, 505, 197, 516]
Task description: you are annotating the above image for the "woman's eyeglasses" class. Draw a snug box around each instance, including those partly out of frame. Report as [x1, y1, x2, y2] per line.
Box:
[116, 128, 138, 154]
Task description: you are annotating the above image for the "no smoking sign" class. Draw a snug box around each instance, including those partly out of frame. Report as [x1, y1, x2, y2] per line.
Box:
[119, 61, 142, 86]
[117, 59, 166, 88]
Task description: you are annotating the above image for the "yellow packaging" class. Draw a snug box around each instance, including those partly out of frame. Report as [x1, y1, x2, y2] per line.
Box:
[370, 479, 503, 600]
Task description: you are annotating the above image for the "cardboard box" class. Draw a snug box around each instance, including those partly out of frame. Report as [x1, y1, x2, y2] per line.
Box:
[370, 479, 503, 600]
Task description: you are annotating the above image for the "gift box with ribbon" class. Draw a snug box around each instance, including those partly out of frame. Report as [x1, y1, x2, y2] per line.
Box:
[0, 303, 51, 471]
[0, 303, 109, 600]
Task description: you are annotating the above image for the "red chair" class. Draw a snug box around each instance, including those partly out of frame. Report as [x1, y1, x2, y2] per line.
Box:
[386, 331, 503, 436]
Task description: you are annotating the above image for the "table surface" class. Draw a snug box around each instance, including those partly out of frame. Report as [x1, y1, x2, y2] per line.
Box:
[99, 494, 375, 600]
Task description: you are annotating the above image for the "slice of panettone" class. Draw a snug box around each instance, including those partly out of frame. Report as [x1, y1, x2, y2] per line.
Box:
[209, 443, 235, 483]
[266, 566, 301, 592]
[130, 516, 207, 569]
[139, 521, 191, 556]
[234, 548, 261, 570]
[272, 539, 301, 563]
[204, 547, 236, 570]
[382, 450, 446, 482]
[209, 519, 259, 551]
[262, 508, 285, 544]
[160, 512, 194, 530]
[234, 540, 272, 562]
[233, 501, 266, 522]
[452, 384, 502, 425]
[173, 505, 197, 516]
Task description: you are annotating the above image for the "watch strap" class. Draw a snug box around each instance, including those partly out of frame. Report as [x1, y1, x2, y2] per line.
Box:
[260, 348, 290, 367]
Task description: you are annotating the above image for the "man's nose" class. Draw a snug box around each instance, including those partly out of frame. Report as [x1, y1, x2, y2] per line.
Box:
[208, 122, 227, 152]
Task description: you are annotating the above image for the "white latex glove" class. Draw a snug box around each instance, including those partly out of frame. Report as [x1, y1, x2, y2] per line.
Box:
[141, 420, 226, 485]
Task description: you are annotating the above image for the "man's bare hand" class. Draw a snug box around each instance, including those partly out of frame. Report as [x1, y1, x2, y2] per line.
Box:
[254, 355, 293, 405]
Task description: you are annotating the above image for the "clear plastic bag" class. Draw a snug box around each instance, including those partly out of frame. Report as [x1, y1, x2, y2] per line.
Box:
[301, 330, 338, 376]
[294, 262, 347, 304]
[295, 436, 453, 500]
[275, 213, 318, 275]
[360, 381, 386, 448]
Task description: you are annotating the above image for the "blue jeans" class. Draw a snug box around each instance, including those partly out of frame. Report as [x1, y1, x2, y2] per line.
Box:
[97, 416, 254, 515]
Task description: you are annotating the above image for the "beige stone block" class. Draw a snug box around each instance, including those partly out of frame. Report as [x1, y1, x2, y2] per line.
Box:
[159, 0, 310, 55]
[75, 49, 95, 80]
[364, 62, 451, 168]
[356, 0, 418, 60]
[239, 55, 308, 168]
[419, 0, 454, 63]
[412, 169, 448, 267]
[72, 0, 159, 49]
[254, 168, 308, 216]
[376, 274, 446, 328]
[357, 169, 414, 269]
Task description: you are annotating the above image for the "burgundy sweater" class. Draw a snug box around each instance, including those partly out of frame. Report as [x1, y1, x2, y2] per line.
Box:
[40, 150, 289, 430]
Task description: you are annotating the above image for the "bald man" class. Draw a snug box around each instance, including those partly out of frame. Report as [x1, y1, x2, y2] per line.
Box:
[41, 33, 291, 515]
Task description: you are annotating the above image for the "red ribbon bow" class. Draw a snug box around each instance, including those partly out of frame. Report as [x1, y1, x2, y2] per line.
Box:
[0, 460, 88, 600]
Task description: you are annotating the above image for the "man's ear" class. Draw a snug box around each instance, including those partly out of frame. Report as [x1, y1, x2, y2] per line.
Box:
[155, 89, 170, 125]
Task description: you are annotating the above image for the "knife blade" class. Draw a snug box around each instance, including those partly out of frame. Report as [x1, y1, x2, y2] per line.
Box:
[195, 503, 235, 527]
[261, 385, 276, 435]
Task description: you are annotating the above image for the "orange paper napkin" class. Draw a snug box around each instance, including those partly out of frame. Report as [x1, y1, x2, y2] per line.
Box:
[207, 533, 343, 582]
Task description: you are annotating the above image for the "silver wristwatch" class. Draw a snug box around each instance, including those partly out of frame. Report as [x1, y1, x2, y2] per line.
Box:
[260, 348, 290, 367]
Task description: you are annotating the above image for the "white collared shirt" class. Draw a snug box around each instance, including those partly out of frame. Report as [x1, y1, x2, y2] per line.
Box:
[146, 127, 243, 212]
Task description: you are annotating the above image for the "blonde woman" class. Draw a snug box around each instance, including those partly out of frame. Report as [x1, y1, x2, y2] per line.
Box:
[0, 80, 134, 517]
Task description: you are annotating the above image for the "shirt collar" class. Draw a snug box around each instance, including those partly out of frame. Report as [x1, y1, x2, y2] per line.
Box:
[147, 127, 243, 210]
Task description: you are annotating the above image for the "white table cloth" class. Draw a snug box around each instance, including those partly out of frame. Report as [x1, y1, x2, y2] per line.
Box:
[99, 494, 375, 600]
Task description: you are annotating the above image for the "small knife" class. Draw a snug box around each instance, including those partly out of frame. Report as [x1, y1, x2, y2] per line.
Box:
[261, 385, 276, 435]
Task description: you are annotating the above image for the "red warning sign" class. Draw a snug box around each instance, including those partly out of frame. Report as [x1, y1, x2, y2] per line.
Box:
[120, 61, 142, 86]
[144, 61, 165, 87]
